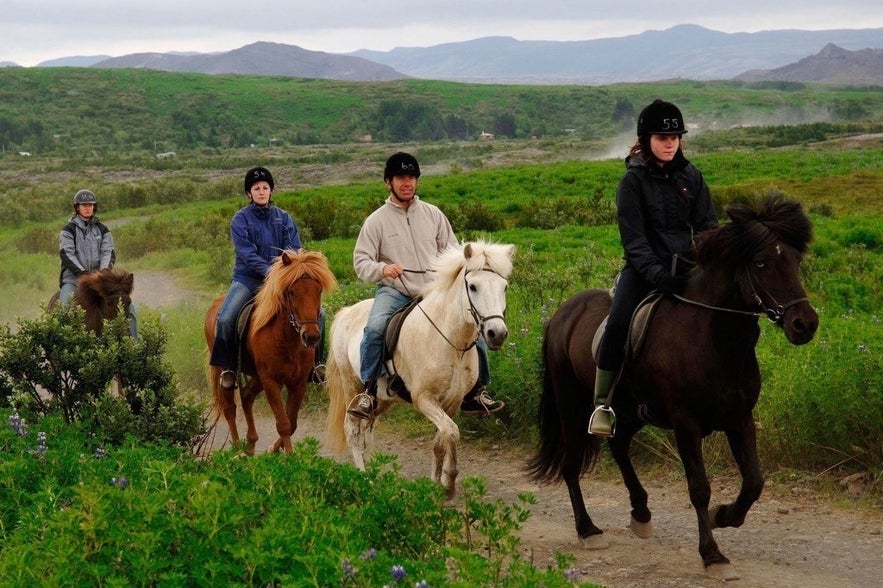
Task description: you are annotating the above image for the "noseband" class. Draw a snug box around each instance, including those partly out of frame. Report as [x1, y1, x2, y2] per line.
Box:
[464, 268, 508, 334]
[285, 278, 321, 339]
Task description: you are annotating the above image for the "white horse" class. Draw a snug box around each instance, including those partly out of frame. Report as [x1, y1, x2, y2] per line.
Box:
[325, 240, 514, 499]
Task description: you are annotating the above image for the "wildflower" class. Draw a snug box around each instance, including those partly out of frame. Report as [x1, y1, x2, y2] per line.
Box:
[520, 326, 528, 337]
[94, 447, 107, 460]
[391, 565, 407, 581]
[415, 581, 430, 588]
[564, 567, 581, 582]
[341, 558, 355, 577]
[7, 411, 27, 437]
[111, 476, 129, 488]
[35, 431, 47, 453]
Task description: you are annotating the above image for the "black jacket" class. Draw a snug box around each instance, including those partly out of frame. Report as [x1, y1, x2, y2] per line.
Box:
[615, 150, 718, 288]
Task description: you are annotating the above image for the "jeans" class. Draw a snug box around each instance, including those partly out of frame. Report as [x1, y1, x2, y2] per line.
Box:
[209, 280, 254, 370]
[359, 285, 490, 387]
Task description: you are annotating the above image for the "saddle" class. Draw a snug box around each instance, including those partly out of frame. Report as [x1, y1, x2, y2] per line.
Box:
[379, 297, 424, 403]
[233, 299, 258, 376]
[592, 291, 669, 428]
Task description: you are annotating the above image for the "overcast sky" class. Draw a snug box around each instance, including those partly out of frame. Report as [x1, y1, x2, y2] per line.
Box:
[3, 1, 883, 66]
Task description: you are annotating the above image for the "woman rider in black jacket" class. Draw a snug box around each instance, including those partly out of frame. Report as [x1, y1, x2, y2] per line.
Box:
[589, 99, 719, 436]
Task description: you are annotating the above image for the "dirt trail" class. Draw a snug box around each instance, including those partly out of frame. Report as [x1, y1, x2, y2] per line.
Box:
[157, 271, 883, 588]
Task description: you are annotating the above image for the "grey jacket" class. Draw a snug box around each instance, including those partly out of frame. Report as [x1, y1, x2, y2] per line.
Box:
[59, 215, 115, 287]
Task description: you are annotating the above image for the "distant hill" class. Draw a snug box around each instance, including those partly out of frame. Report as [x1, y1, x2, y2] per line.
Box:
[38, 55, 112, 67]
[8, 24, 883, 84]
[735, 44, 883, 84]
[92, 41, 406, 82]
[351, 24, 883, 84]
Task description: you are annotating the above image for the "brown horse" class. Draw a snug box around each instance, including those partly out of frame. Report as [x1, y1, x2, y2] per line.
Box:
[527, 196, 819, 580]
[49, 268, 134, 333]
[204, 250, 337, 454]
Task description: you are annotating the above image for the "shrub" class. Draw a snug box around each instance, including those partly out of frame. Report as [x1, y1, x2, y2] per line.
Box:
[0, 307, 205, 448]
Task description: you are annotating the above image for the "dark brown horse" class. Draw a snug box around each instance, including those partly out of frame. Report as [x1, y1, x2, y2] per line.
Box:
[527, 196, 819, 580]
[204, 250, 337, 455]
[48, 269, 134, 333]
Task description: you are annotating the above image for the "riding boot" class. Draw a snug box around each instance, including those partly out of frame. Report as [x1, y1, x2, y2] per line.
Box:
[588, 368, 617, 437]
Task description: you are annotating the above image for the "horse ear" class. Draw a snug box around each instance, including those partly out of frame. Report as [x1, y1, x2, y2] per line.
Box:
[281, 250, 293, 265]
[464, 243, 473, 259]
[503, 244, 515, 259]
[124, 272, 134, 292]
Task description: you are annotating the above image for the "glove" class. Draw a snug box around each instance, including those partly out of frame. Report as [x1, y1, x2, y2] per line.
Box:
[656, 273, 687, 294]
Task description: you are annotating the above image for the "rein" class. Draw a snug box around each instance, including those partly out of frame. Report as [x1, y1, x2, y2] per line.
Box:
[671, 266, 809, 324]
[398, 267, 507, 357]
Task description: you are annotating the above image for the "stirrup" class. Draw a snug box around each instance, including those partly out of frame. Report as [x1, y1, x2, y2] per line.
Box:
[346, 392, 375, 420]
[588, 405, 616, 437]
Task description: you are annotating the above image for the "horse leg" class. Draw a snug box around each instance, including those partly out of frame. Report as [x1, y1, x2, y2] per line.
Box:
[415, 398, 460, 500]
[262, 380, 294, 453]
[673, 427, 738, 580]
[273, 378, 307, 454]
[607, 424, 653, 538]
[711, 418, 764, 530]
[239, 378, 264, 455]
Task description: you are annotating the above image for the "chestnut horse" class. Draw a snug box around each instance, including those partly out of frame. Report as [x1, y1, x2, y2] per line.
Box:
[527, 196, 818, 580]
[204, 250, 337, 454]
[48, 268, 134, 333]
[325, 241, 514, 499]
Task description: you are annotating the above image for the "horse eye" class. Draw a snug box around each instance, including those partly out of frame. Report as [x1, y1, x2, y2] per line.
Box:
[755, 259, 767, 269]
[469, 283, 478, 292]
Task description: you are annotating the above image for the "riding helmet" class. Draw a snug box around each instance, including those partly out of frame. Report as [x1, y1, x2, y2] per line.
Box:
[637, 99, 688, 136]
[244, 166, 275, 194]
[73, 189, 98, 212]
[383, 152, 421, 181]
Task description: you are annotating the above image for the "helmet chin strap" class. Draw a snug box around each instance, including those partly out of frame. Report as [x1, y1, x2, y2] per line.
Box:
[389, 183, 414, 204]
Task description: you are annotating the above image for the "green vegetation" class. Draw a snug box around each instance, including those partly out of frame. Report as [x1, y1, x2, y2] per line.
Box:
[1, 73, 882, 583]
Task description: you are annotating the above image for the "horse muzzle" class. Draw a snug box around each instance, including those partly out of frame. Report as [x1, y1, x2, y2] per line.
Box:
[482, 319, 509, 350]
[783, 302, 819, 345]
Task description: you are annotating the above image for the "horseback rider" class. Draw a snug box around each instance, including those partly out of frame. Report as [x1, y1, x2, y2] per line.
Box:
[588, 100, 718, 436]
[347, 151, 505, 419]
[210, 167, 327, 390]
[59, 188, 138, 338]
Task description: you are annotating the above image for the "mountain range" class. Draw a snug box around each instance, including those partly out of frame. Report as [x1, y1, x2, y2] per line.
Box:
[5, 24, 883, 84]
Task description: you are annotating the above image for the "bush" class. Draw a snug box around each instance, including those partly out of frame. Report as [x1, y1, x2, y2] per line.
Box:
[0, 423, 583, 586]
[0, 307, 205, 448]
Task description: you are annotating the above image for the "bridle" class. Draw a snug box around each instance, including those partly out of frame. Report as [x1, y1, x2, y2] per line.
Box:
[672, 266, 809, 325]
[400, 267, 508, 356]
[284, 277, 322, 339]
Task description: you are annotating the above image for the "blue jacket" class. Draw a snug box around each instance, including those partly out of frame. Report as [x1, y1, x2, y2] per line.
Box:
[231, 203, 301, 292]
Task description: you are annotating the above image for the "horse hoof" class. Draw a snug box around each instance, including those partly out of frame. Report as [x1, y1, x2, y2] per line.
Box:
[629, 517, 653, 538]
[706, 562, 740, 581]
[579, 534, 610, 550]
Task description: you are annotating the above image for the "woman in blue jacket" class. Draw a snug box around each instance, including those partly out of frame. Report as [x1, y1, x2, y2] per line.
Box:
[210, 167, 303, 390]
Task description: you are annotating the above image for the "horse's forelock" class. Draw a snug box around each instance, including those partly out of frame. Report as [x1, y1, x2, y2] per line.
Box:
[699, 196, 812, 266]
[252, 250, 337, 333]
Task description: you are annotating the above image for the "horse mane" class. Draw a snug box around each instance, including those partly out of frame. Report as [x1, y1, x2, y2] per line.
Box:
[423, 240, 515, 296]
[250, 250, 338, 333]
[77, 268, 134, 311]
[695, 194, 813, 267]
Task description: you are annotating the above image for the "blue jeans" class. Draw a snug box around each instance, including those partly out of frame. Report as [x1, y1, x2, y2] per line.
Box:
[60, 282, 139, 339]
[359, 285, 490, 387]
[210, 281, 254, 370]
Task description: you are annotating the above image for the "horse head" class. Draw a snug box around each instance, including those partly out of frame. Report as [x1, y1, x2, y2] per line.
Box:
[695, 195, 818, 345]
[76, 269, 134, 332]
[433, 241, 514, 350]
[250, 249, 338, 348]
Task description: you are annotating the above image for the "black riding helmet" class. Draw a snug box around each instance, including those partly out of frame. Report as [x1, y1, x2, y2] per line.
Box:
[244, 166, 275, 194]
[637, 99, 688, 136]
[73, 189, 98, 213]
[383, 152, 421, 181]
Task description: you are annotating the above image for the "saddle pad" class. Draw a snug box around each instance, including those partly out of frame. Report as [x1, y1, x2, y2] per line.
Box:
[234, 298, 257, 375]
[591, 291, 663, 363]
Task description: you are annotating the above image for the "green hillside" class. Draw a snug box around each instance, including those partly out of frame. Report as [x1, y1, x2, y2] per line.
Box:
[2, 67, 883, 153]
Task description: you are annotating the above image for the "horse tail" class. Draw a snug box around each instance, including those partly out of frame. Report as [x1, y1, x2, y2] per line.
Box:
[324, 346, 352, 455]
[525, 299, 600, 484]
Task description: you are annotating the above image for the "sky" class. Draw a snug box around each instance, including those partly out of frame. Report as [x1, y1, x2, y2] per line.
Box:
[3, 1, 883, 67]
